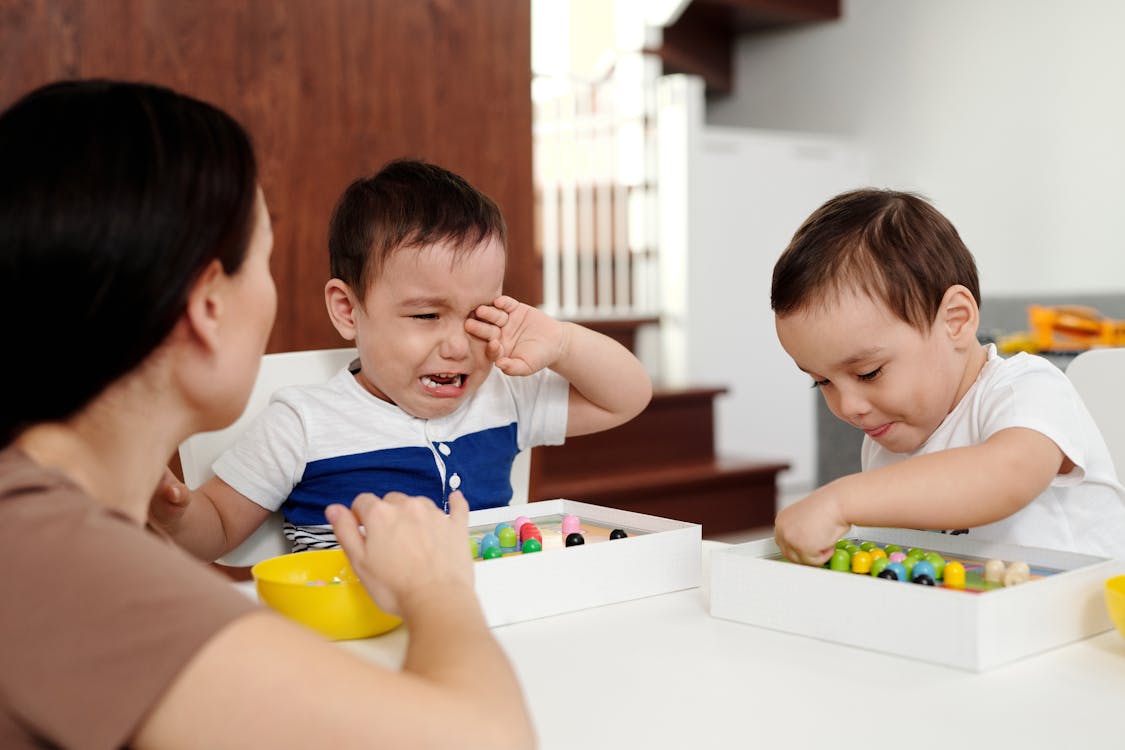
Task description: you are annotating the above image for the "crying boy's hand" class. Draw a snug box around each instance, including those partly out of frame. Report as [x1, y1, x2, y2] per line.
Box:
[148, 467, 192, 531]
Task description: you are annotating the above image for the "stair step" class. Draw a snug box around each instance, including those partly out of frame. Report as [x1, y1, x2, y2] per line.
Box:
[532, 457, 789, 537]
[533, 386, 726, 477]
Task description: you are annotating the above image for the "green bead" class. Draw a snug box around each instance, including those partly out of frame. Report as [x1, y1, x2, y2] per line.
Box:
[835, 539, 851, 550]
[498, 527, 518, 548]
[470, 537, 480, 558]
[924, 552, 946, 579]
[907, 548, 927, 561]
[483, 546, 503, 560]
[844, 544, 861, 556]
[829, 549, 851, 571]
[521, 538, 542, 553]
[902, 557, 916, 577]
[869, 557, 890, 577]
[859, 541, 877, 552]
[885, 544, 903, 554]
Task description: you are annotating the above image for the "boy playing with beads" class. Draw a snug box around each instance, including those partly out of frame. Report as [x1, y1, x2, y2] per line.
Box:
[770, 188, 1125, 565]
[153, 159, 652, 556]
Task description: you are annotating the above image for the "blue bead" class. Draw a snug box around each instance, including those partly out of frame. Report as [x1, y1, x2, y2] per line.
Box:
[480, 532, 500, 552]
[885, 562, 908, 581]
[911, 560, 936, 581]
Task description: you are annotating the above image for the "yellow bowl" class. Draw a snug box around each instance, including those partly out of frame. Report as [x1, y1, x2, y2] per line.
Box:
[251, 549, 402, 640]
[1106, 575, 1125, 640]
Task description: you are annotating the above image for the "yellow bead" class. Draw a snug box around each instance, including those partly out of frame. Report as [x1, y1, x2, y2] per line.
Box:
[868, 547, 887, 560]
[851, 550, 873, 574]
[943, 561, 966, 588]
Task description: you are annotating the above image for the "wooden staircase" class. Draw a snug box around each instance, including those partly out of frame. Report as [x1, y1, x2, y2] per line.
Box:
[528, 321, 787, 538]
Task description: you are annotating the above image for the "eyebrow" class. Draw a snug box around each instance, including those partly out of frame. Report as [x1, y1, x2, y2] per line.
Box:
[795, 346, 886, 374]
[398, 296, 449, 308]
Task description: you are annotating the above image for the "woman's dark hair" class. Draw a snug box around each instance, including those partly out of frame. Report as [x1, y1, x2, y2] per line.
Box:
[0, 79, 258, 446]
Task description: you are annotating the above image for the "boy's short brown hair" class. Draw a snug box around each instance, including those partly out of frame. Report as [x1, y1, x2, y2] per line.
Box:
[328, 158, 507, 297]
[770, 188, 980, 332]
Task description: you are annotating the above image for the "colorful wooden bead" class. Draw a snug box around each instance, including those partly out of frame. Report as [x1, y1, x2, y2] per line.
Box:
[521, 538, 542, 553]
[877, 569, 899, 580]
[885, 562, 907, 581]
[565, 532, 585, 547]
[483, 546, 503, 560]
[1002, 561, 1030, 587]
[888, 551, 907, 563]
[943, 561, 966, 588]
[869, 557, 891, 577]
[913, 574, 935, 586]
[835, 539, 851, 550]
[828, 549, 851, 571]
[470, 537, 480, 559]
[851, 550, 873, 574]
[983, 559, 1006, 584]
[519, 523, 542, 544]
[869, 548, 888, 561]
[859, 541, 877, 552]
[911, 560, 936, 582]
[561, 514, 581, 535]
[497, 527, 518, 550]
[609, 529, 628, 540]
[924, 552, 946, 580]
[884, 544, 903, 555]
[480, 532, 500, 555]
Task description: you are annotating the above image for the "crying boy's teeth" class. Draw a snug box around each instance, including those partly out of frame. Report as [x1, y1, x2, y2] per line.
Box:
[421, 373, 464, 388]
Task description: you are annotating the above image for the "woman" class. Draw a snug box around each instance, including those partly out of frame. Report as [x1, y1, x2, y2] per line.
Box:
[0, 79, 534, 749]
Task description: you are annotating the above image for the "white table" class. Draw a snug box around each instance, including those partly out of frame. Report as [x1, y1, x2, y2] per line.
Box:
[259, 543, 1125, 749]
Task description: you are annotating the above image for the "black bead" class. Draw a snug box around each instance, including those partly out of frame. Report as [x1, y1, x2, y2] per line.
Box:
[609, 529, 628, 540]
[565, 532, 585, 547]
[913, 574, 936, 586]
[877, 569, 898, 580]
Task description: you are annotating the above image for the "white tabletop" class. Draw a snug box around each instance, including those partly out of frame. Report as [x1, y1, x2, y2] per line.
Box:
[267, 543, 1125, 749]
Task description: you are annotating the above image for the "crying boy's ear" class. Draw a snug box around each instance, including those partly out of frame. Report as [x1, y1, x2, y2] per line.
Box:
[938, 284, 980, 342]
[324, 278, 361, 341]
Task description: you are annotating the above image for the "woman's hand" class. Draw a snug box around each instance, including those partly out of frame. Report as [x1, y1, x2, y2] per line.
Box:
[327, 491, 473, 617]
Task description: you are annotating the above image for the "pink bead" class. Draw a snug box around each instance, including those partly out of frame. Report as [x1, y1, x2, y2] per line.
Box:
[888, 551, 907, 563]
[561, 514, 580, 535]
[514, 516, 531, 536]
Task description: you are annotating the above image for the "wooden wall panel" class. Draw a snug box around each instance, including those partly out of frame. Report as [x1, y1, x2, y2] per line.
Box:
[0, 0, 537, 353]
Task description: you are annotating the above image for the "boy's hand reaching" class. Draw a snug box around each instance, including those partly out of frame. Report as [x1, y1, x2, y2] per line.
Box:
[149, 467, 192, 531]
[328, 490, 473, 618]
[773, 486, 850, 566]
[467, 295, 568, 377]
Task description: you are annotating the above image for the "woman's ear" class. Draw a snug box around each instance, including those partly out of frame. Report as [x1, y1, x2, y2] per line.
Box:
[325, 278, 360, 341]
[940, 284, 980, 345]
[182, 259, 226, 352]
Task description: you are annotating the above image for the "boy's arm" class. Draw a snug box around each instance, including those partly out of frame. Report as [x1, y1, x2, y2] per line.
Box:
[774, 427, 1066, 565]
[468, 295, 652, 437]
[151, 472, 274, 562]
[552, 321, 653, 437]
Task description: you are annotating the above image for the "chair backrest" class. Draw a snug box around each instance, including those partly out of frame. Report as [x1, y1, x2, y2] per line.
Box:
[1066, 348, 1125, 477]
[178, 347, 530, 566]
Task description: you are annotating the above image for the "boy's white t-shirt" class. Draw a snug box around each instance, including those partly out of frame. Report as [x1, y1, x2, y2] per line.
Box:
[862, 345, 1125, 558]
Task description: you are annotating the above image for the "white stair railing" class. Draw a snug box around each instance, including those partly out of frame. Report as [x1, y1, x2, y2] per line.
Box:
[532, 53, 662, 320]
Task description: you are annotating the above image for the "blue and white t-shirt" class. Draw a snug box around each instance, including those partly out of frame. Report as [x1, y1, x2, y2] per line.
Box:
[213, 362, 569, 550]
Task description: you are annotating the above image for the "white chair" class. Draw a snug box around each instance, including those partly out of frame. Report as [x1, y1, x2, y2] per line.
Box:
[1066, 347, 1125, 476]
[178, 347, 530, 566]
